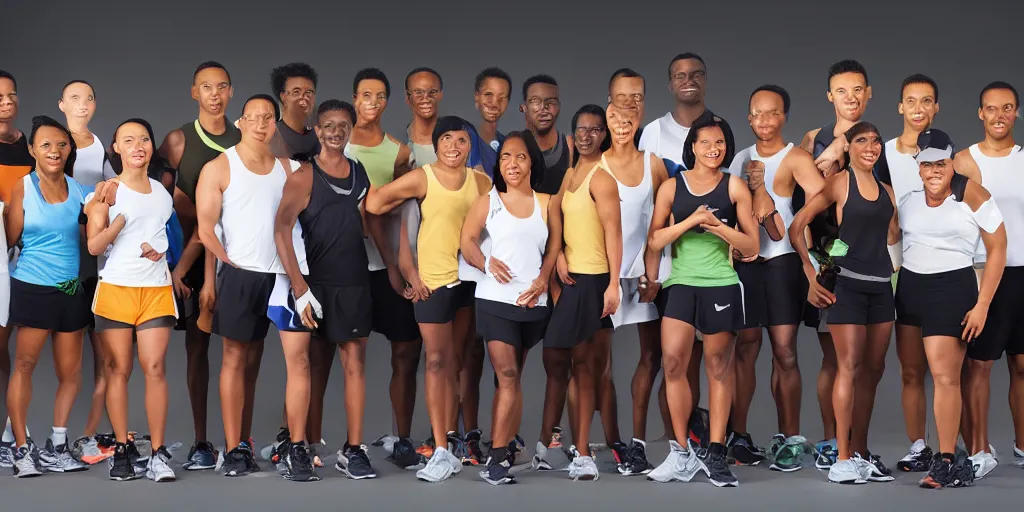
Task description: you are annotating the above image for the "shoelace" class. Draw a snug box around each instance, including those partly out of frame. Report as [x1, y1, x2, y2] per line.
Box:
[292, 446, 312, 470]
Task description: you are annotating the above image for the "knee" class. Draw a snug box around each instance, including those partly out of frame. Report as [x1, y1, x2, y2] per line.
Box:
[571, 352, 591, 374]
[901, 363, 926, 388]
[865, 359, 886, 381]
[105, 358, 132, 382]
[663, 353, 686, 379]
[221, 347, 246, 371]
[736, 337, 760, 362]
[1008, 359, 1024, 381]
[142, 359, 166, 381]
[495, 364, 520, 388]
[932, 370, 960, 390]
[12, 354, 38, 376]
[836, 356, 860, 376]
[424, 350, 449, 374]
[704, 351, 732, 383]
[543, 351, 571, 378]
[390, 347, 419, 374]
[638, 348, 661, 373]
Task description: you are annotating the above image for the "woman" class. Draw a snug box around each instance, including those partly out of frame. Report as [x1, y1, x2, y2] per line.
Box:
[5, 116, 90, 477]
[83, 118, 177, 482]
[789, 122, 899, 484]
[460, 131, 559, 484]
[532, 104, 609, 472]
[894, 132, 1006, 489]
[365, 116, 491, 483]
[58, 79, 118, 465]
[646, 116, 758, 488]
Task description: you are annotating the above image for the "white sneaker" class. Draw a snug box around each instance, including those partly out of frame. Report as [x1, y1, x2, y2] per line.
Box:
[146, 448, 177, 482]
[0, 441, 13, 469]
[647, 440, 700, 483]
[1013, 444, 1024, 468]
[568, 455, 599, 481]
[532, 441, 553, 471]
[828, 458, 866, 484]
[855, 453, 894, 482]
[970, 450, 997, 479]
[445, 444, 462, 475]
[416, 447, 456, 483]
[12, 445, 42, 478]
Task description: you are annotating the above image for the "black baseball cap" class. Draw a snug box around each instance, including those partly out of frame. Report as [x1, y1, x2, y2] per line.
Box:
[915, 128, 954, 163]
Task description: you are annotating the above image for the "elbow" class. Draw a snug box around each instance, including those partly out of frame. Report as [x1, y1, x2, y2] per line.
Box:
[365, 198, 382, 215]
[87, 241, 105, 257]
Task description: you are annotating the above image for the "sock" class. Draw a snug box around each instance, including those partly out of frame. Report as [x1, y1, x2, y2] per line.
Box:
[2, 418, 13, 443]
[52, 427, 68, 447]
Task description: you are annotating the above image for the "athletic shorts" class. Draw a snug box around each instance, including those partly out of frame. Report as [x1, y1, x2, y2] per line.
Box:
[212, 265, 276, 343]
[476, 299, 549, 350]
[661, 282, 745, 335]
[969, 266, 1024, 361]
[266, 274, 373, 343]
[413, 281, 474, 324]
[825, 275, 895, 326]
[92, 281, 178, 331]
[544, 272, 613, 349]
[610, 277, 659, 328]
[0, 271, 8, 328]
[735, 253, 807, 329]
[82, 276, 98, 329]
[369, 269, 420, 342]
[9, 278, 90, 333]
[896, 267, 977, 339]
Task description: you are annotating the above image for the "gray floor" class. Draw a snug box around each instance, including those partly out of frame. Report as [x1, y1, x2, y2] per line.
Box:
[3, 325, 1021, 510]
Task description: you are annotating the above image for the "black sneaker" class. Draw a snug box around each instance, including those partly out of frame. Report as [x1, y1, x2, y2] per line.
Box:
[109, 443, 140, 481]
[337, 443, 377, 480]
[222, 444, 253, 477]
[391, 437, 424, 470]
[447, 431, 470, 465]
[464, 429, 485, 465]
[243, 443, 261, 474]
[701, 442, 738, 487]
[621, 439, 653, 476]
[864, 450, 894, 480]
[609, 441, 630, 472]
[726, 432, 765, 466]
[183, 441, 218, 470]
[267, 427, 290, 464]
[285, 442, 320, 482]
[947, 450, 976, 488]
[480, 446, 515, 485]
[898, 440, 934, 472]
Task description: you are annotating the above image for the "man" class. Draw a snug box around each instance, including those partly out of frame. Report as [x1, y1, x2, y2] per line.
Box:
[637, 53, 735, 446]
[798, 60, 891, 477]
[727, 85, 825, 470]
[275, 99, 379, 481]
[343, 68, 423, 470]
[952, 81, 1023, 478]
[405, 67, 443, 167]
[467, 67, 512, 177]
[882, 74, 942, 473]
[0, 69, 35, 469]
[269, 62, 320, 160]
[196, 94, 286, 477]
[157, 61, 241, 470]
[522, 75, 572, 195]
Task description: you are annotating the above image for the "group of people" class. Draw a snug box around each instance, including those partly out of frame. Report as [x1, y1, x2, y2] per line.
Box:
[0, 54, 1020, 491]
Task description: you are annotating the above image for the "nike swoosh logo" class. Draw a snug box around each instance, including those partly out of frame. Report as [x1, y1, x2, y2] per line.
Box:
[714, 303, 730, 312]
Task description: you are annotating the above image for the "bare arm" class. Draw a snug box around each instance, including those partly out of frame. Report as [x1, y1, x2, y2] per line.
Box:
[953, 150, 983, 184]
[158, 128, 186, 171]
[174, 230, 203, 278]
[274, 165, 314, 296]
[459, 194, 490, 272]
[789, 176, 838, 281]
[648, 179, 714, 253]
[195, 157, 232, 265]
[84, 199, 126, 256]
[643, 158, 670, 279]
[968, 182, 1006, 310]
[4, 179, 24, 249]
[365, 168, 427, 215]
[591, 169, 623, 283]
[705, 177, 759, 258]
[538, 193, 560, 281]
[882, 184, 900, 245]
[790, 148, 827, 198]
[799, 128, 820, 153]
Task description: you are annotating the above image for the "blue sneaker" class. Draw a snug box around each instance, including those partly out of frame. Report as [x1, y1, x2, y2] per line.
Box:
[183, 441, 218, 471]
[815, 439, 838, 470]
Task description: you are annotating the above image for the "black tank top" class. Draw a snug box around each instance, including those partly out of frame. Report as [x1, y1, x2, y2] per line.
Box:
[298, 157, 371, 287]
[537, 132, 569, 195]
[671, 171, 736, 231]
[791, 124, 841, 253]
[834, 170, 894, 278]
[175, 119, 241, 203]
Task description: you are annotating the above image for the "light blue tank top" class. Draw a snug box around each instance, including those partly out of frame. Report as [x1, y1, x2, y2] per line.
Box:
[11, 172, 86, 291]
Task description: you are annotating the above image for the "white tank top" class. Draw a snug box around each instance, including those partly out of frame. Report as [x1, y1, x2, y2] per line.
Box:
[473, 188, 548, 307]
[884, 139, 924, 205]
[971, 144, 1024, 266]
[729, 143, 795, 260]
[900, 189, 1004, 274]
[603, 152, 653, 278]
[219, 147, 289, 273]
[74, 134, 111, 188]
[99, 178, 173, 287]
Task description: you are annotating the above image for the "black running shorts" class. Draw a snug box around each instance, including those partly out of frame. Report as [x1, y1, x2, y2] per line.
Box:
[825, 276, 894, 326]
[896, 266, 977, 339]
[413, 280, 474, 324]
[969, 266, 1024, 361]
[10, 278, 91, 333]
[661, 282, 744, 335]
[544, 272, 614, 349]
[212, 265, 276, 343]
[735, 253, 808, 329]
[475, 299, 549, 350]
[369, 269, 421, 342]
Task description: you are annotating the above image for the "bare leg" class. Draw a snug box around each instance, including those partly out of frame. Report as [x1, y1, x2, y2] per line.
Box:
[281, 331, 311, 444]
[420, 321, 456, 446]
[703, 331, 737, 445]
[339, 338, 369, 446]
[185, 318, 211, 442]
[7, 327, 50, 446]
[732, 327, 762, 434]
[631, 320, 662, 440]
[661, 318, 696, 441]
[103, 329, 135, 444]
[539, 347, 571, 446]
[136, 327, 171, 448]
[306, 337, 335, 443]
[488, 340, 520, 447]
[83, 329, 109, 437]
[51, 330, 86, 432]
[922, 335, 965, 454]
[896, 324, 928, 445]
[767, 324, 801, 436]
[390, 339, 422, 438]
[849, 322, 893, 456]
[220, 339, 254, 449]
[240, 340, 265, 443]
[817, 332, 838, 440]
[1009, 355, 1024, 453]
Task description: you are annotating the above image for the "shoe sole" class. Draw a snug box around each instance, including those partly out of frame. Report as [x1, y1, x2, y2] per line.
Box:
[182, 462, 217, 471]
[769, 463, 802, 472]
[731, 446, 765, 466]
[335, 462, 378, 480]
[109, 474, 142, 481]
[829, 477, 867, 484]
[709, 478, 739, 487]
[147, 474, 177, 482]
[571, 474, 598, 481]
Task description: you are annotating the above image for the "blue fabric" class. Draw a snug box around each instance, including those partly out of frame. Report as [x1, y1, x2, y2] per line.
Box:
[12, 172, 87, 288]
[664, 157, 687, 178]
[165, 210, 185, 270]
[466, 123, 505, 180]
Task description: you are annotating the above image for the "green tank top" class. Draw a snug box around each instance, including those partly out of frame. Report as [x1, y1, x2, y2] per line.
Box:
[347, 135, 401, 187]
[663, 173, 738, 288]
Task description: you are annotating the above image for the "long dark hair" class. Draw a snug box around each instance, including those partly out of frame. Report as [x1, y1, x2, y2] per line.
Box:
[570, 104, 610, 167]
[492, 130, 546, 193]
[28, 116, 77, 177]
[681, 115, 735, 170]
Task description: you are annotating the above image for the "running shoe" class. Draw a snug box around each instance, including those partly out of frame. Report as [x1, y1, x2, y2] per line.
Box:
[39, 438, 88, 473]
[620, 438, 653, 476]
[480, 446, 515, 485]
[726, 432, 765, 466]
[547, 426, 563, 449]
[919, 451, 975, 489]
[464, 429, 485, 465]
[416, 436, 435, 459]
[182, 441, 218, 470]
[815, 439, 838, 470]
[1014, 443, 1024, 468]
[416, 447, 458, 483]
[146, 445, 177, 482]
[0, 440, 13, 469]
[969, 449, 997, 479]
[108, 443, 140, 481]
[698, 442, 738, 487]
[862, 451, 894, 482]
[72, 435, 114, 465]
[648, 440, 701, 483]
[222, 444, 254, 477]
[336, 443, 377, 479]
[828, 458, 866, 484]
[532, 441, 554, 471]
[284, 442, 320, 482]
[769, 435, 809, 472]
[388, 437, 424, 470]
[609, 441, 630, 472]
[567, 454, 599, 481]
[509, 434, 527, 465]
[261, 427, 290, 461]
[12, 445, 41, 478]
[897, 439, 933, 472]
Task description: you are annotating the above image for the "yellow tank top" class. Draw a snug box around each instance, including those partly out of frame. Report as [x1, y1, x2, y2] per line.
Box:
[562, 165, 609, 274]
[417, 164, 485, 290]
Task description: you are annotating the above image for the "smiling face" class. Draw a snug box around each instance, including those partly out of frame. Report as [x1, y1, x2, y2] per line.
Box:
[828, 72, 871, 123]
[606, 104, 638, 146]
[748, 90, 786, 143]
[918, 157, 953, 196]
[192, 67, 233, 117]
[113, 122, 154, 171]
[29, 125, 72, 177]
[315, 108, 354, 153]
[899, 82, 938, 132]
[498, 136, 532, 189]
[281, 76, 315, 119]
[692, 125, 726, 169]
[475, 77, 510, 124]
[573, 113, 606, 158]
[406, 71, 442, 121]
[669, 58, 706, 106]
[846, 130, 882, 171]
[354, 78, 389, 124]
[239, 98, 278, 145]
[435, 129, 470, 168]
[59, 82, 96, 124]
[979, 88, 1018, 142]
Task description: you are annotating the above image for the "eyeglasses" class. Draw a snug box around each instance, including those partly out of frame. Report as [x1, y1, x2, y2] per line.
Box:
[527, 98, 560, 111]
[243, 114, 275, 126]
[575, 126, 605, 137]
[611, 93, 645, 107]
[408, 89, 440, 99]
[287, 88, 315, 99]
[670, 70, 706, 83]
[750, 109, 784, 120]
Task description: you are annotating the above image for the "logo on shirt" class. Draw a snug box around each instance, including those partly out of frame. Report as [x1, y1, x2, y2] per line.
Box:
[714, 303, 731, 312]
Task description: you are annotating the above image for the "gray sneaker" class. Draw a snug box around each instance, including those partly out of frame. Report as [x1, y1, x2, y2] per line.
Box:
[13, 445, 42, 478]
[828, 458, 866, 484]
[0, 440, 13, 468]
[416, 447, 457, 483]
[146, 446, 177, 482]
[39, 439, 88, 473]
[568, 455, 599, 481]
[648, 440, 701, 483]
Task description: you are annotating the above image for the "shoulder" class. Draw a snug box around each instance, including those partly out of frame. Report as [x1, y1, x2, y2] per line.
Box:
[162, 128, 186, 149]
[727, 173, 750, 196]
[799, 128, 821, 149]
[784, 145, 815, 166]
[537, 192, 552, 209]
[472, 168, 492, 188]
[962, 179, 993, 211]
[727, 146, 753, 174]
